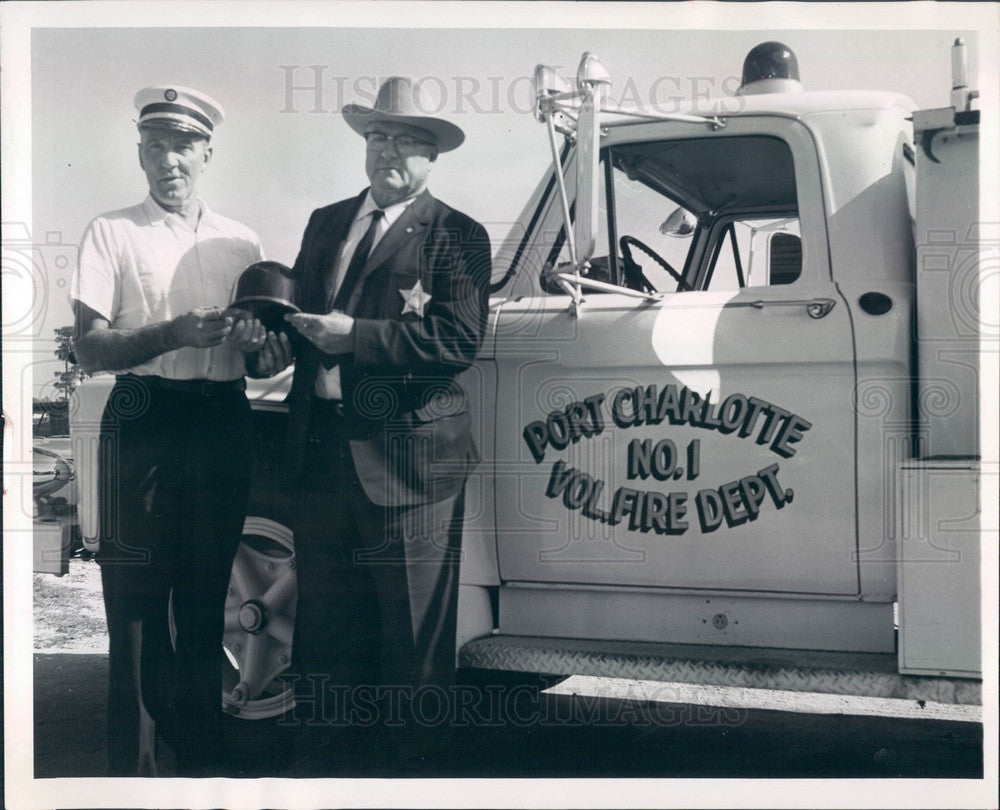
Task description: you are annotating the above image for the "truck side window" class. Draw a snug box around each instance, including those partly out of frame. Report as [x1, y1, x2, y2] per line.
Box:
[550, 157, 694, 293]
[544, 135, 800, 294]
[610, 169, 696, 291]
[607, 135, 798, 293]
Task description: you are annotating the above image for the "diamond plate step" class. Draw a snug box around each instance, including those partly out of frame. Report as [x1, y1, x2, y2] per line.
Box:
[458, 635, 981, 706]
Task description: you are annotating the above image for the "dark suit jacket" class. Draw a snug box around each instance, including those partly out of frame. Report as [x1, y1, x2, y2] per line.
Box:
[287, 189, 492, 506]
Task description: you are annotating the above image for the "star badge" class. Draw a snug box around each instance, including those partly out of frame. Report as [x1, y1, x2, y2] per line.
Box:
[399, 280, 431, 317]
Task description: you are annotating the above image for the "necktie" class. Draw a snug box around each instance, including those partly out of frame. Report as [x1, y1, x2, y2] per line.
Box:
[321, 208, 383, 369]
[331, 208, 384, 311]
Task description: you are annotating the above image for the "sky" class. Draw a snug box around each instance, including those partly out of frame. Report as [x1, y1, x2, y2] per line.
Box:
[17, 20, 991, 398]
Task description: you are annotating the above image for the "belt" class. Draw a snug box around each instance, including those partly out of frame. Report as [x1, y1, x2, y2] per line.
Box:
[120, 374, 247, 397]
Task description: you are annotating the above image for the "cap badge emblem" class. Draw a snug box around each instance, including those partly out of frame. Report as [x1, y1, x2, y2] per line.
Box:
[164, 89, 177, 101]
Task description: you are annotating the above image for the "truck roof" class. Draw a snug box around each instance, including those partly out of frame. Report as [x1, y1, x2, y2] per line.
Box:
[607, 89, 917, 125]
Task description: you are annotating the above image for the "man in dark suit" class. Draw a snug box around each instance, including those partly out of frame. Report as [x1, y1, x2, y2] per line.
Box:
[263, 76, 491, 771]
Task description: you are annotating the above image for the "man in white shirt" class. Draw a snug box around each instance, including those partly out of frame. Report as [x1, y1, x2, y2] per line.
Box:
[71, 85, 278, 776]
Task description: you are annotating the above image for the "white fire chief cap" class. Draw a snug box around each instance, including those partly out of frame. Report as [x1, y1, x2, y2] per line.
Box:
[135, 85, 225, 138]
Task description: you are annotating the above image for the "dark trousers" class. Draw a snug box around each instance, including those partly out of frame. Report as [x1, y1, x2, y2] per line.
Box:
[97, 376, 251, 775]
[289, 405, 465, 770]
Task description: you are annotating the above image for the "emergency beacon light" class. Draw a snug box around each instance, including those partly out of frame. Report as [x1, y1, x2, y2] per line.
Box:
[737, 42, 804, 95]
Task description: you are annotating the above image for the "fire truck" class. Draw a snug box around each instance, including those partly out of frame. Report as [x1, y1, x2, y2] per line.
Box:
[64, 40, 985, 724]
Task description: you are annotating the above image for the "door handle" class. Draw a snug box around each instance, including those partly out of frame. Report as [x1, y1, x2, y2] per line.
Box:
[726, 298, 836, 319]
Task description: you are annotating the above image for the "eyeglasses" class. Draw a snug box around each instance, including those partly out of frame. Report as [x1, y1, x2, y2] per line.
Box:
[364, 131, 435, 152]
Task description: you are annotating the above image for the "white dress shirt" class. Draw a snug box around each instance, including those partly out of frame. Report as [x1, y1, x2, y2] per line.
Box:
[72, 195, 264, 380]
[315, 191, 416, 400]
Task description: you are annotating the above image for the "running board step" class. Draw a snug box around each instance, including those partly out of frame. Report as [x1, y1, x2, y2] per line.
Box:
[458, 635, 981, 706]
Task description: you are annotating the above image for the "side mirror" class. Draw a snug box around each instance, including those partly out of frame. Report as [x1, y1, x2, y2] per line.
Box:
[660, 207, 696, 237]
[768, 232, 802, 286]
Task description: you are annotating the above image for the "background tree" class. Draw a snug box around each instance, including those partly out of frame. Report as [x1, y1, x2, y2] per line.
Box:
[52, 325, 86, 405]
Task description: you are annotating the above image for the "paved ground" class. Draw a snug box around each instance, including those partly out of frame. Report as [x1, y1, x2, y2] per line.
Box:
[33, 653, 983, 780]
[30, 559, 985, 782]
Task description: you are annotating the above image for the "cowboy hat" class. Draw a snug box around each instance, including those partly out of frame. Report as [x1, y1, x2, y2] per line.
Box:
[342, 76, 465, 153]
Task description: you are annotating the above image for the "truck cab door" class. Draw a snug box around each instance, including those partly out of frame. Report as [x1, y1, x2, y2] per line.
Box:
[492, 124, 861, 596]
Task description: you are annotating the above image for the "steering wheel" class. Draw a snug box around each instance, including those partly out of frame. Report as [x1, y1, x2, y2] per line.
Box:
[620, 235, 692, 292]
